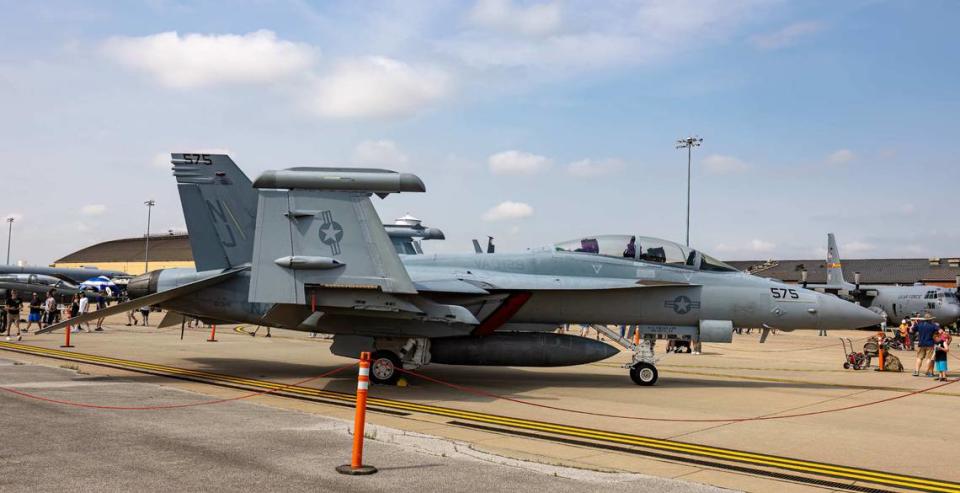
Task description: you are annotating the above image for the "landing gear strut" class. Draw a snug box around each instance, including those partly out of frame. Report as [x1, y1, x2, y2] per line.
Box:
[369, 350, 401, 385]
[626, 339, 659, 386]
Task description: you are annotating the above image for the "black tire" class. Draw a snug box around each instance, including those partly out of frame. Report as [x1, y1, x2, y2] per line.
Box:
[629, 363, 658, 386]
[843, 362, 850, 369]
[369, 350, 401, 385]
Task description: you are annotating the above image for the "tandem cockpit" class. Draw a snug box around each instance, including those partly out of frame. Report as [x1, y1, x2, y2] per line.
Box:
[554, 235, 738, 273]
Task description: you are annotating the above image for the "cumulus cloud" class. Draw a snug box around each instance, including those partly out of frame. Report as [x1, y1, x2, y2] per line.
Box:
[702, 154, 748, 175]
[750, 21, 823, 51]
[468, 0, 562, 36]
[827, 149, 855, 165]
[842, 241, 875, 255]
[352, 140, 409, 167]
[566, 158, 624, 177]
[442, 0, 767, 71]
[488, 150, 552, 175]
[482, 201, 534, 221]
[80, 204, 107, 216]
[102, 30, 315, 89]
[307, 56, 450, 119]
[715, 238, 776, 254]
[750, 239, 776, 252]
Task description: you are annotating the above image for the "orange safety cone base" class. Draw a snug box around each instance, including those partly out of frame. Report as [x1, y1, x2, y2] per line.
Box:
[335, 464, 377, 475]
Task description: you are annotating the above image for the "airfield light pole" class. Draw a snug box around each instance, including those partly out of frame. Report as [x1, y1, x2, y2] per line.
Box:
[144, 200, 155, 273]
[5, 217, 13, 265]
[675, 136, 702, 247]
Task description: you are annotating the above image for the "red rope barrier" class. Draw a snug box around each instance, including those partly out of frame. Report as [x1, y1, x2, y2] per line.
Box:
[0, 363, 356, 411]
[396, 367, 958, 423]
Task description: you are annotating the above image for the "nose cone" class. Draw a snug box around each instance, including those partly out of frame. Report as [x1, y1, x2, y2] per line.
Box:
[938, 304, 960, 325]
[817, 295, 883, 330]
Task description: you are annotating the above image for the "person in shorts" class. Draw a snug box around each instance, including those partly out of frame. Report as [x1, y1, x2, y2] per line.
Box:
[5, 289, 23, 340]
[25, 292, 43, 333]
[913, 313, 939, 377]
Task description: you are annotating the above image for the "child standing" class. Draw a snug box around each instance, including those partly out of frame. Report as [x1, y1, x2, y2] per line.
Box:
[934, 330, 949, 382]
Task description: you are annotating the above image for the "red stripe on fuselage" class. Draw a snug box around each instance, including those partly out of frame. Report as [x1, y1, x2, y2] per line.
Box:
[471, 292, 532, 336]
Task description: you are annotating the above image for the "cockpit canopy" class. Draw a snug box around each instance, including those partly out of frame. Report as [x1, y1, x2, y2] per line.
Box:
[553, 235, 738, 272]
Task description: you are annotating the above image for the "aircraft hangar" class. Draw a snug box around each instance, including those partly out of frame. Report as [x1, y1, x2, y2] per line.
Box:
[727, 258, 960, 287]
[52, 232, 194, 275]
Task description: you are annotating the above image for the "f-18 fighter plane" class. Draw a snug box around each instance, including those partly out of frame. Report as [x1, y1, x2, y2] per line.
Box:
[39, 154, 881, 386]
[803, 233, 960, 325]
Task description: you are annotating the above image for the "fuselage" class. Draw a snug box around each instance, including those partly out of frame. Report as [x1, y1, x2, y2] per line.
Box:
[136, 248, 881, 335]
[862, 284, 960, 324]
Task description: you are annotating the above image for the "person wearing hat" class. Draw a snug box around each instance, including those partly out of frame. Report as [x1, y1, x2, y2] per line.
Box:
[912, 313, 939, 377]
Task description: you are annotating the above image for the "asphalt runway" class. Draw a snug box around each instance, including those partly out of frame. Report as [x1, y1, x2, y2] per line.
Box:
[0, 358, 724, 493]
[1, 318, 958, 492]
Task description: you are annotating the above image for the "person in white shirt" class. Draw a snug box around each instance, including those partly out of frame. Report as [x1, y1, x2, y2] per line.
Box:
[77, 294, 90, 332]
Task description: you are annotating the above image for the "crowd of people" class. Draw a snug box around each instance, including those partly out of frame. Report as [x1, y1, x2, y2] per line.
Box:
[903, 313, 952, 381]
[1, 288, 116, 341]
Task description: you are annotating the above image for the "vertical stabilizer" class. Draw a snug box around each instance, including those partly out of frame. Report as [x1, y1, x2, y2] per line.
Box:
[248, 168, 425, 304]
[172, 153, 258, 270]
[825, 233, 851, 288]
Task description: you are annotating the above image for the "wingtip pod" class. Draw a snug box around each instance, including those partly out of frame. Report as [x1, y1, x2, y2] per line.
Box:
[253, 168, 425, 194]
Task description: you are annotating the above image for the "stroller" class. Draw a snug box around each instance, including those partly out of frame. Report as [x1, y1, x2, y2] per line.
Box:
[841, 338, 867, 370]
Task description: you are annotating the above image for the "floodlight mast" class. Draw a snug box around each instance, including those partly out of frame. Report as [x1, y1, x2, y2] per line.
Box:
[144, 199, 156, 273]
[5, 217, 13, 265]
[675, 136, 702, 247]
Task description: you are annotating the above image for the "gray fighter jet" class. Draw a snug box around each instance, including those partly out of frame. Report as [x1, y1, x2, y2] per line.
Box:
[39, 154, 881, 386]
[803, 233, 960, 325]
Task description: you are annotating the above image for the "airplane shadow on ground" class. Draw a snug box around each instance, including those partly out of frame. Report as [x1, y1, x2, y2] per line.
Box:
[164, 357, 868, 406]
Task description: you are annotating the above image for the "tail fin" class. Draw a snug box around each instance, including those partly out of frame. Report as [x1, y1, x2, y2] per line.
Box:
[248, 167, 425, 304]
[172, 153, 258, 271]
[825, 233, 849, 288]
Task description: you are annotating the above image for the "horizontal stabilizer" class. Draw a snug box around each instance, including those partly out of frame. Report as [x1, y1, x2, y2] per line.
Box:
[35, 268, 246, 334]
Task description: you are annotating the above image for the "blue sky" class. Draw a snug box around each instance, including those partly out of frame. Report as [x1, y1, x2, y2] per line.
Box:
[1, 0, 958, 265]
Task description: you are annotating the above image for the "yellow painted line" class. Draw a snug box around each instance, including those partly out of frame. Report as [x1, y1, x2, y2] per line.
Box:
[2, 342, 958, 492]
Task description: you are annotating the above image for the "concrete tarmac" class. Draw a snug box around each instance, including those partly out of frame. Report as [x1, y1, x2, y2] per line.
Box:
[2, 317, 958, 492]
[0, 357, 726, 493]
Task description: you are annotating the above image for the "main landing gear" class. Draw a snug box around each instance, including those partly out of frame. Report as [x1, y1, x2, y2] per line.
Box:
[369, 350, 402, 385]
[627, 339, 659, 386]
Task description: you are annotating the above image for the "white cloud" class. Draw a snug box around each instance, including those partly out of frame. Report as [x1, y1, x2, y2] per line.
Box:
[80, 204, 107, 216]
[566, 158, 624, 177]
[482, 201, 534, 221]
[843, 241, 875, 255]
[702, 154, 748, 175]
[750, 21, 823, 51]
[750, 239, 776, 252]
[442, 0, 768, 71]
[827, 149, 855, 165]
[353, 140, 409, 167]
[307, 56, 450, 119]
[488, 150, 552, 175]
[468, 0, 562, 36]
[102, 30, 315, 89]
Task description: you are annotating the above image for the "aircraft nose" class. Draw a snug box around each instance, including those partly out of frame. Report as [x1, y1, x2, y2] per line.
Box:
[817, 294, 883, 330]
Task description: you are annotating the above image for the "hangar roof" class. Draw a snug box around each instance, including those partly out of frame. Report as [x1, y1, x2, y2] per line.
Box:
[56, 234, 193, 263]
[727, 258, 960, 285]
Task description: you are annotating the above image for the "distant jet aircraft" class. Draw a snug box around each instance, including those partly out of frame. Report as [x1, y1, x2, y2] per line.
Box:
[40, 155, 881, 386]
[0, 265, 126, 284]
[803, 233, 960, 325]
